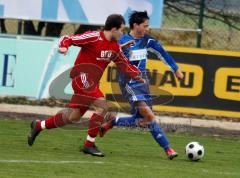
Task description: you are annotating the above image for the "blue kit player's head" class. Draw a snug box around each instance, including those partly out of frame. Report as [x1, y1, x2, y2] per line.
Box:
[129, 11, 150, 37]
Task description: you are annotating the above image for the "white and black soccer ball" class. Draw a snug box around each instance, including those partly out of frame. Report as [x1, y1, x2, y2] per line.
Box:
[185, 142, 204, 161]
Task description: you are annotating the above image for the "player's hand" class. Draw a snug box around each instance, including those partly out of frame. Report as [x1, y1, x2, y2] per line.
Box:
[121, 40, 135, 49]
[134, 75, 146, 83]
[174, 69, 184, 80]
[58, 47, 68, 55]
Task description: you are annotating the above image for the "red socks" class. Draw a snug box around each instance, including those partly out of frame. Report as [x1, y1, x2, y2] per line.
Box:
[36, 113, 68, 131]
[45, 113, 68, 129]
[84, 113, 104, 147]
[35, 112, 104, 148]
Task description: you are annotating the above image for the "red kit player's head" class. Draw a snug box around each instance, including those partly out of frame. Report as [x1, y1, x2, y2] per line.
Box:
[103, 14, 125, 41]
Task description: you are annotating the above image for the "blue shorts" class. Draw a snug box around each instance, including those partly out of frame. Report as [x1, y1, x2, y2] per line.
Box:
[119, 82, 152, 114]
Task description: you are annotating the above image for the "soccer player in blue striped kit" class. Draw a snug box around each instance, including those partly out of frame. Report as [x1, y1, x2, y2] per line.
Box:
[99, 11, 184, 160]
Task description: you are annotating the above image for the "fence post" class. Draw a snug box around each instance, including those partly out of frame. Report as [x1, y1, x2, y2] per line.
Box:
[196, 0, 205, 48]
[17, 20, 22, 35]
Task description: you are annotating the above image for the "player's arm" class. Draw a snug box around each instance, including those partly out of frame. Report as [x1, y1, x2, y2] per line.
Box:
[113, 49, 145, 83]
[148, 39, 184, 80]
[58, 31, 99, 54]
[120, 40, 135, 49]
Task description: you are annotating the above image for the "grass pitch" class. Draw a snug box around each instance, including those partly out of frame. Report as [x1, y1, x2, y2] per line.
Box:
[0, 119, 239, 178]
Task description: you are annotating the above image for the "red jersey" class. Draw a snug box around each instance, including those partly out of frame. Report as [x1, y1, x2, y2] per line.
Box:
[59, 31, 140, 89]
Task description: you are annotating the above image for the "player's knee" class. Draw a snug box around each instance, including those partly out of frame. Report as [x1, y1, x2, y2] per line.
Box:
[138, 107, 155, 121]
[68, 109, 81, 122]
[138, 118, 149, 126]
[138, 117, 157, 126]
[95, 105, 108, 116]
[104, 111, 116, 122]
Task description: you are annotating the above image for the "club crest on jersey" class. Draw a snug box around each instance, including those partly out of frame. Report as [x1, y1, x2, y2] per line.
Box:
[97, 50, 113, 61]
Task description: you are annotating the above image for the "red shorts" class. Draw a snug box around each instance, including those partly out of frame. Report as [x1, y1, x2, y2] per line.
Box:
[68, 76, 104, 114]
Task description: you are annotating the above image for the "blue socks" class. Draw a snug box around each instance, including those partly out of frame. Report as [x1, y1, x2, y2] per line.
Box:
[112, 115, 138, 127]
[112, 114, 170, 150]
[112, 110, 142, 127]
[148, 120, 169, 150]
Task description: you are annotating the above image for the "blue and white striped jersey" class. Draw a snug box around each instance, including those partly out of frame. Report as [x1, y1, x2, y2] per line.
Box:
[118, 34, 178, 85]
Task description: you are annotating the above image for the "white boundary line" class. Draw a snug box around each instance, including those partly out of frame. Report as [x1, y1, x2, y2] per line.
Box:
[0, 160, 239, 176]
[0, 160, 105, 164]
[0, 159, 149, 169]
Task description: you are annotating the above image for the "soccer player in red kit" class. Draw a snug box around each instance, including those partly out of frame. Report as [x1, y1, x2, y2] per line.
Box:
[27, 14, 144, 157]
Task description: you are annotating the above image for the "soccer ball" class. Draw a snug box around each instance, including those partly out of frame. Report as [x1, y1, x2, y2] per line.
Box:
[185, 142, 204, 161]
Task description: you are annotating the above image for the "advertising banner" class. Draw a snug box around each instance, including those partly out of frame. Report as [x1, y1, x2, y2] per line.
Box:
[0, 35, 240, 118]
[0, 0, 164, 28]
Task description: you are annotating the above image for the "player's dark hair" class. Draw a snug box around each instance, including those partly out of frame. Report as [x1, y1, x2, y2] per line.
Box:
[129, 11, 149, 29]
[104, 14, 125, 31]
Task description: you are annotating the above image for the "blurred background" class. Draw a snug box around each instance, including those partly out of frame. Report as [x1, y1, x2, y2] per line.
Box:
[1, 0, 240, 50]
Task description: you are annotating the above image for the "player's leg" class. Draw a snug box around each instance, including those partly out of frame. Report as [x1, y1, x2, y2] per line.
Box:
[27, 93, 88, 146]
[101, 100, 177, 159]
[85, 97, 107, 145]
[99, 99, 151, 137]
[80, 85, 112, 156]
[137, 101, 178, 160]
[137, 101, 169, 147]
[99, 110, 140, 138]
[98, 85, 145, 137]
[81, 97, 109, 157]
[111, 82, 152, 128]
[112, 110, 140, 126]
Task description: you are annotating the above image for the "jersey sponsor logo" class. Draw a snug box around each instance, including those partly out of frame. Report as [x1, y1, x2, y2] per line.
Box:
[129, 49, 147, 61]
[214, 67, 240, 101]
[96, 50, 113, 61]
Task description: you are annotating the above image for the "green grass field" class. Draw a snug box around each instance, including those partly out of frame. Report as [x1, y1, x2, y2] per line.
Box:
[0, 119, 239, 178]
